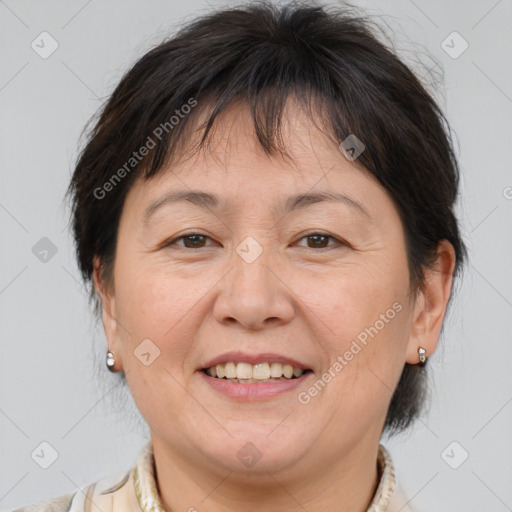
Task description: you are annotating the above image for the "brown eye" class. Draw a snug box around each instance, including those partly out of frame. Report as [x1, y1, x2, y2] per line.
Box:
[306, 234, 331, 249]
[166, 234, 212, 249]
[182, 235, 207, 248]
[296, 232, 343, 250]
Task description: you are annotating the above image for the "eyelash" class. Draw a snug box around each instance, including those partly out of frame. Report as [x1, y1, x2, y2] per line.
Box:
[163, 231, 347, 250]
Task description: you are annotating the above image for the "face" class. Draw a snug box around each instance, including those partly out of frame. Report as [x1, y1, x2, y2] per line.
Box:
[95, 100, 448, 478]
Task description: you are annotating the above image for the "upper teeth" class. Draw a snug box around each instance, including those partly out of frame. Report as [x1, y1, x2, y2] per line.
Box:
[206, 362, 305, 380]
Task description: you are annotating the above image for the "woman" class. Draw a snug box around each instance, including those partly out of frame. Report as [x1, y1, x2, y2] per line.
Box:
[15, 1, 466, 511]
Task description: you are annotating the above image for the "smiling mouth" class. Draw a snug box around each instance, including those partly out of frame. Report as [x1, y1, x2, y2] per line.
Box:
[202, 361, 312, 383]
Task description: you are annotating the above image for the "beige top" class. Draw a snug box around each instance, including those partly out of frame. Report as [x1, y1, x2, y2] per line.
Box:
[13, 442, 416, 511]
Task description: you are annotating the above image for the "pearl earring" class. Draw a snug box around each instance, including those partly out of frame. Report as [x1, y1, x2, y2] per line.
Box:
[417, 346, 427, 364]
[106, 350, 116, 372]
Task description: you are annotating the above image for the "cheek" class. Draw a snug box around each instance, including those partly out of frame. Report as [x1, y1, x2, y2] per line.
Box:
[113, 261, 200, 424]
[312, 306, 410, 444]
[319, 260, 408, 349]
[114, 253, 194, 337]
[113, 254, 219, 378]
[308, 255, 411, 410]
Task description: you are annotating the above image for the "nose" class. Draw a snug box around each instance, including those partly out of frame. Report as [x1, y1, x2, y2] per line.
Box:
[213, 250, 296, 330]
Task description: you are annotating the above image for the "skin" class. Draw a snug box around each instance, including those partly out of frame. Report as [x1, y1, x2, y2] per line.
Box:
[93, 99, 456, 512]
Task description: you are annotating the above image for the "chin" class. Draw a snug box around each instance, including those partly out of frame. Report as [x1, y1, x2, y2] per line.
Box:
[201, 427, 308, 473]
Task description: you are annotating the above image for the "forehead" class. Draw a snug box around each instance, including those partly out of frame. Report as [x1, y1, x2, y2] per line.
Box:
[156, 95, 359, 175]
[122, 99, 392, 224]
[153, 100, 367, 180]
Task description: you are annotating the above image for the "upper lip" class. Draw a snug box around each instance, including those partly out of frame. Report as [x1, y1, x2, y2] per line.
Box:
[200, 351, 311, 371]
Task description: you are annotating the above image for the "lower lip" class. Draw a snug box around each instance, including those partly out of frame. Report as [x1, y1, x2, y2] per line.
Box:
[198, 370, 312, 401]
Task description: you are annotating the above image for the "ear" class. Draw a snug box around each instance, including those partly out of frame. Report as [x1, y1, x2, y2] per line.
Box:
[92, 256, 123, 371]
[405, 240, 456, 364]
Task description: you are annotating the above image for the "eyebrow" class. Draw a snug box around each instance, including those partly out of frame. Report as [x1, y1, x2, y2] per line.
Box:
[142, 189, 371, 223]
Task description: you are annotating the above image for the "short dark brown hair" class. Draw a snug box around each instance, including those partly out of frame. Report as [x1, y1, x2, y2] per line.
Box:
[67, 0, 467, 435]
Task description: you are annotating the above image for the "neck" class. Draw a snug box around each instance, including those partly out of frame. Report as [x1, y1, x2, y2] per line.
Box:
[150, 435, 382, 512]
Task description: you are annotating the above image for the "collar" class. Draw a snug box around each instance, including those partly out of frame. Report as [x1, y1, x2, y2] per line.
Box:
[133, 441, 396, 512]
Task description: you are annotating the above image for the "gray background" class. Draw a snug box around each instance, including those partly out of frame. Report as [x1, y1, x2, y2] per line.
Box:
[1, 0, 511, 510]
